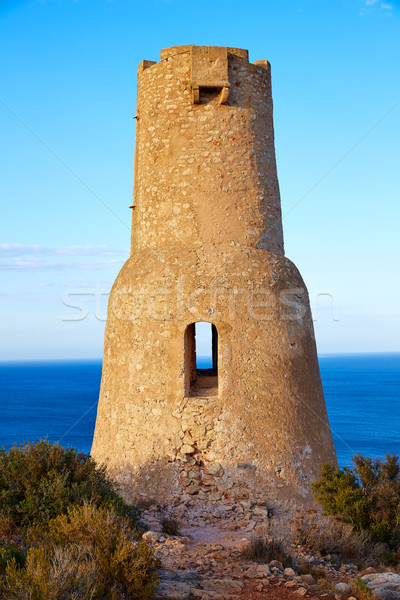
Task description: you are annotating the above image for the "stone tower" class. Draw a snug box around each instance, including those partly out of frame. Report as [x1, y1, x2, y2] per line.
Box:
[91, 45, 337, 508]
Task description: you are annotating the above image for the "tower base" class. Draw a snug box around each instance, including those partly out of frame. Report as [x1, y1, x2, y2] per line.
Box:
[91, 245, 337, 509]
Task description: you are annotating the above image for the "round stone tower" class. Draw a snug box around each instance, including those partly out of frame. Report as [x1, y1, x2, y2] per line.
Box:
[91, 45, 337, 508]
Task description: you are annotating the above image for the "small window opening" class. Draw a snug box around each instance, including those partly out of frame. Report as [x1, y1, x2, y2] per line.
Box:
[199, 87, 221, 104]
[185, 322, 218, 397]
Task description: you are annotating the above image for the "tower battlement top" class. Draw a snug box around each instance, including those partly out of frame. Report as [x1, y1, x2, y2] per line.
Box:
[138, 45, 270, 106]
[132, 43, 281, 254]
[160, 45, 249, 61]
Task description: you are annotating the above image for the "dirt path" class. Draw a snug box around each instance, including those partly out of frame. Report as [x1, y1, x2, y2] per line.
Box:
[140, 501, 347, 600]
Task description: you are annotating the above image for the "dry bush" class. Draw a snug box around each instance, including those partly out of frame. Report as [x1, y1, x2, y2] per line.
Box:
[241, 534, 293, 567]
[315, 578, 334, 591]
[133, 497, 160, 511]
[161, 517, 180, 536]
[1, 503, 159, 600]
[298, 563, 327, 580]
[3, 545, 98, 600]
[291, 510, 386, 567]
[0, 518, 18, 542]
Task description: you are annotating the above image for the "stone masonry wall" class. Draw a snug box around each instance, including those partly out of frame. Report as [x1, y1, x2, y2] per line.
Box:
[131, 46, 284, 255]
[91, 46, 337, 512]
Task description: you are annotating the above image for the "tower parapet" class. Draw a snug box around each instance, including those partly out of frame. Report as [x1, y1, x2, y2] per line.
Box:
[91, 45, 337, 510]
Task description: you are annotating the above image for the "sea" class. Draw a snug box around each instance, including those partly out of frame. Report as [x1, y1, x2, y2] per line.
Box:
[0, 353, 399, 468]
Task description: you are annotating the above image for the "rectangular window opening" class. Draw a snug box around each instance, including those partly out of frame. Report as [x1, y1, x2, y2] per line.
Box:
[185, 322, 218, 397]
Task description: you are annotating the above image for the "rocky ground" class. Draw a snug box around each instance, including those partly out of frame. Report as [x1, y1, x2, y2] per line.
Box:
[140, 500, 365, 600]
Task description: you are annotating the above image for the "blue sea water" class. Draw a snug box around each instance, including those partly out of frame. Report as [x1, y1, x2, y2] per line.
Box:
[319, 353, 400, 466]
[0, 354, 399, 467]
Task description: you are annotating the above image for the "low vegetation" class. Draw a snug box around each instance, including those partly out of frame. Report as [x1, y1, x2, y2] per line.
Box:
[291, 510, 386, 566]
[161, 516, 181, 537]
[1, 442, 399, 597]
[0, 440, 159, 599]
[354, 577, 372, 597]
[0, 439, 139, 528]
[247, 454, 400, 577]
[241, 533, 293, 567]
[312, 453, 400, 562]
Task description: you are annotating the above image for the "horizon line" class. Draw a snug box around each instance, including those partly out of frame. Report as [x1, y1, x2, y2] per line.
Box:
[0, 350, 400, 364]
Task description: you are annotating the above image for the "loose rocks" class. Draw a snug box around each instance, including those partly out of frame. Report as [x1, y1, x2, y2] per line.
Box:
[142, 530, 161, 543]
[361, 572, 400, 599]
[334, 582, 351, 594]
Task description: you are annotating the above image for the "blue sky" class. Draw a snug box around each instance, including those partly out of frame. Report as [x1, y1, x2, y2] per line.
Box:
[1, 0, 399, 360]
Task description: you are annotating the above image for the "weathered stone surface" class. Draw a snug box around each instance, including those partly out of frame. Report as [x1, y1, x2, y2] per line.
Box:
[181, 445, 196, 455]
[270, 560, 284, 571]
[296, 587, 307, 596]
[335, 582, 351, 594]
[142, 530, 161, 543]
[91, 44, 337, 508]
[284, 567, 297, 579]
[256, 564, 271, 577]
[207, 464, 224, 477]
[361, 572, 400, 599]
[300, 574, 315, 585]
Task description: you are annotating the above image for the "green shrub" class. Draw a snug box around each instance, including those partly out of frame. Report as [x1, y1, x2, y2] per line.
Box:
[1, 503, 159, 600]
[0, 440, 139, 529]
[312, 454, 400, 559]
[0, 543, 25, 573]
[0, 442, 156, 598]
[354, 578, 371, 598]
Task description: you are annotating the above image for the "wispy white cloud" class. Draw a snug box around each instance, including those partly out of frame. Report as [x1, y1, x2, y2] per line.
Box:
[363, 0, 394, 9]
[0, 259, 124, 272]
[0, 244, 128, 271]
[0, 244, 128, 258]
